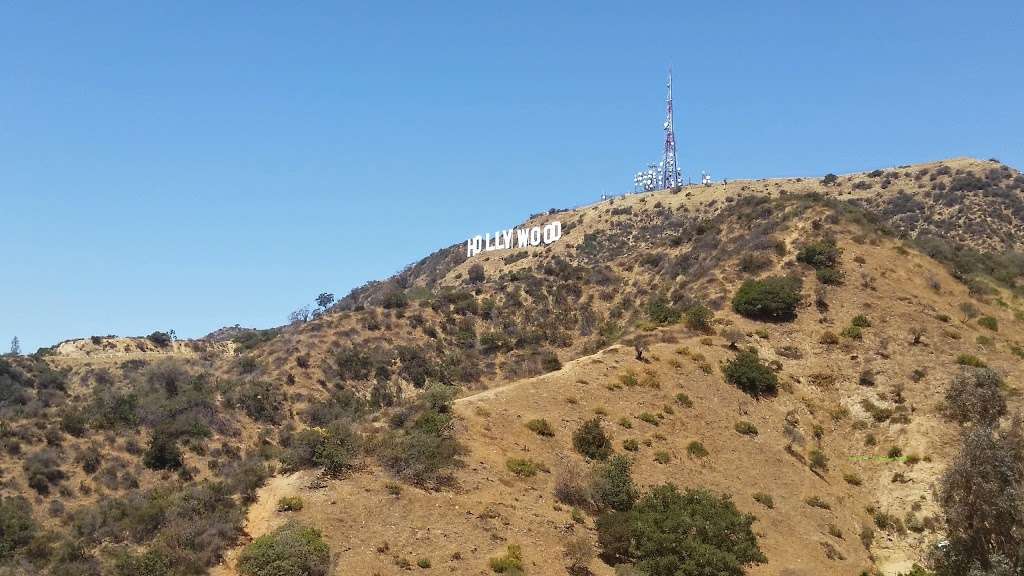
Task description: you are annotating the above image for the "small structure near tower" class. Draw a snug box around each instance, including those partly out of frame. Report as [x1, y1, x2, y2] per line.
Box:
[634, 69, 682, 192]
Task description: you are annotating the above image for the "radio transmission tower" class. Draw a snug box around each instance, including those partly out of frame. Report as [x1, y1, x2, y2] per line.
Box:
[659, 69, 681, 189]
[633, 69, 682, 192]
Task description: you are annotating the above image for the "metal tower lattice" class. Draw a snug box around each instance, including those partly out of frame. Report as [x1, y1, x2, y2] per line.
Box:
[659, 69, 681, 189]
[633, 69, 682, 192]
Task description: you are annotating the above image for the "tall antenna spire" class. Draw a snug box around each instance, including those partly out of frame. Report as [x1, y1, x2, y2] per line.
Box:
[633, 68, 682, 193]
[660, 68, 681, 189]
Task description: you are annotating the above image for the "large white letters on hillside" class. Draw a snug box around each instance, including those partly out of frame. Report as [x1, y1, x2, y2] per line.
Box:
[466, 221, 562, 257]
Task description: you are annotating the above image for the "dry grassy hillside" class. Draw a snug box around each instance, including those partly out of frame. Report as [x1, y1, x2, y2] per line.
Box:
[1, 158, 1022, 576]
[213, 211, 1024, 576]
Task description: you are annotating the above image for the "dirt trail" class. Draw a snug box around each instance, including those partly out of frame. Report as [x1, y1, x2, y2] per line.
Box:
[211, 471, 312, 576]
[454, 344, 623, 406]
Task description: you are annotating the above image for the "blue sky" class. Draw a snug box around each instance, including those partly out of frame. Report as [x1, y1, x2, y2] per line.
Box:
[2, 1, 1022, 353]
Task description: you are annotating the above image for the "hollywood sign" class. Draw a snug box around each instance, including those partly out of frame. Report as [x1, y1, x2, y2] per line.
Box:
[467, 221, 562, 257]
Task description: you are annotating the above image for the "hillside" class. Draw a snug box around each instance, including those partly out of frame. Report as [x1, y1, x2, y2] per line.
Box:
[2, 158, 1023, 576]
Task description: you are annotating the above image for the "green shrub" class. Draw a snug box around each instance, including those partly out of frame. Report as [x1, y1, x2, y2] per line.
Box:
[873, 510, 905, 534]
[860, 399, 893, 422]
[797, 240, 842, 270]
[595, 511, 632, 563]
[752, 492, 774, 509]
[77, 443, 102, 474]
[844, 473, 863, 486]
[506, 458, 546, 478]
[89, 388, 140, 429]
[841, 325, 863, 340]
[238, 521, 330, 576]
[815, 267, 843, 285]
[147, 331, 172, 347]
[722, 350, 778, 397]
[684, 304, 714, 332]
[60, 408, 89, 437]
[317, 421, 361, 476]
[232, 328, 282, 352]
[686, 441, 708, 458]
[379, 390, 462, 486]
[978, 316, 998, 331]
[380, 425, 462, 487]
[381, 290, 408, 309]
[23, 449, 65, 494]
[417, 557, 431, 569]
[956, 354, 986, 368]
[525, 418, 554, 437]
[303, 390, 367, 427]
[468, 262, 486, 284]
[732, 276, 802, 320]
[0, 496, 36, 560]
[488, 544, 524, 574]
[573, 418, 612, 460]
[851, 314, 872, 328]
[653, 451, 671, 464]
[596, 484, 765, 574]
[734, 421, 758, 436]
[809, 449, 829, 473]
[284, 421, 360, 476]
[143, 431, 183, 471]
[738, 253, 773, 273]
[114, 547, 174, 576]
[646, 296, 680, 325]
[225, 380, 286, 424]
[636, 412, 659, 426]
[819, 331, 839, 345]
[622, 439, 639, 452]
[675, 393, 693, 408]
[276, 496, 304, 512]
[591, 454, 637, 512]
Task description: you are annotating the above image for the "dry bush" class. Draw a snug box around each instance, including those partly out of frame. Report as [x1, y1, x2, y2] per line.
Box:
[554, 459, 593, 508]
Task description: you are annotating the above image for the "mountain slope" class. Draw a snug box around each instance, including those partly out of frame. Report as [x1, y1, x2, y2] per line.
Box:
[2, 158, 1022, 576]
[214, 201, 1023, 575]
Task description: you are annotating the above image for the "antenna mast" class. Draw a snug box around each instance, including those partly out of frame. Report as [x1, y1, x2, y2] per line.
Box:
[633, 68, 682, 192]
[659, 68, 681, 189]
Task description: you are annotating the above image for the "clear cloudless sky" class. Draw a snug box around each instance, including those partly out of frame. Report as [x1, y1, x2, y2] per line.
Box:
[2, 1, 1022, 352]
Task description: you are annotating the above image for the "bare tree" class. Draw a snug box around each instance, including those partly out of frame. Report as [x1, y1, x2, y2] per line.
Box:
[563, 536, 594, 574]
[288, 305, 311, 324]
[935, 418, 1024, 574]
[945, 368, 1006, 427]
[631, 335, 649, 361]
[910, 326, 926, 345]
[721, 327, 746, 349]
[960, 301, 980, 322]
